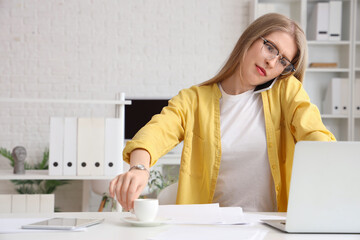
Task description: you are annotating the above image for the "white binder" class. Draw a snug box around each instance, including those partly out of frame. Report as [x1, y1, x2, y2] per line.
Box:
[77, 118, 105, 176]
[26, 194, 40, 213]
[0, 195, 12, 213]
[49, 117, 64, 176]
[355, 79, 360, 117]
[340, 78, 349, 115]
[328, 1, 342, 41]
[307, 2, 329, 40]
[39, 194, 54, 213]
[63, 117, 78, 176]
[323, 78, 342, 115]
[105, 118, 123, 176]
[11, 195, 27, 213]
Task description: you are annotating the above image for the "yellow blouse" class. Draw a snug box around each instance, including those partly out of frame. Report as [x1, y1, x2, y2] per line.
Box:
[123, 75, 336, 211]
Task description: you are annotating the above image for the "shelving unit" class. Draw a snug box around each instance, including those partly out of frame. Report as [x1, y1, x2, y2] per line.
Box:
[0, 95, 183, 211]
[354, 0, 360, 140]
[251, 0, 358, 141]
[0, 170, 116, 180]
[0, 95, 131, 211]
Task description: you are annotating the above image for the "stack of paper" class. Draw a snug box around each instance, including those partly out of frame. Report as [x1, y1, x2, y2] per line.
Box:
[148, 225, 267, 240]
[242, 212, 286, 223]
[157, 203, 245, 225]
[150, 204, 283, 240]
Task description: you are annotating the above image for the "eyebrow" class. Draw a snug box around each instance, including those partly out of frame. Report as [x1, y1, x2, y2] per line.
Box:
[266, 39, 292, 62]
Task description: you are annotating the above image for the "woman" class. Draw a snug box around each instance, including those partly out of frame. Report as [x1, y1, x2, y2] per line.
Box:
[109, 13, 335, 212]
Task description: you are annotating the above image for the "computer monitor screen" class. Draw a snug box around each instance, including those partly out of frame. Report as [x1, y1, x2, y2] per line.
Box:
[125, 99, 169, 140]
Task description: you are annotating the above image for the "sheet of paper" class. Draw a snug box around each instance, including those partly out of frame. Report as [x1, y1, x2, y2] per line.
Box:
[147, 225, 268, 240]
[243, 213, 286, 224]
[0, 218, 86, 233]
[218, 207, 246, 225]
[157, 204, 223, 224]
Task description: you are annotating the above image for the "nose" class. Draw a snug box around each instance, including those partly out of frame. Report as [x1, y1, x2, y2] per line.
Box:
[266, 57, 278, 68]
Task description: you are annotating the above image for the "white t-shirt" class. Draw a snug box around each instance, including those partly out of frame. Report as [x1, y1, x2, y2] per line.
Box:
[213, 83, 277, 212]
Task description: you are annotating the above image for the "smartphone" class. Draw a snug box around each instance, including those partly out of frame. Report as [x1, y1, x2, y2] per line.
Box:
[253, 78, 277, 94]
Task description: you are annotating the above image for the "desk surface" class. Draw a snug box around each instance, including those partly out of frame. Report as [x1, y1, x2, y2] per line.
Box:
[0, 212, 359, 240]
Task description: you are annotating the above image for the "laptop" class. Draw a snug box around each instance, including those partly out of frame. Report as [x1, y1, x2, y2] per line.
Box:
[262, 141, 360, 233]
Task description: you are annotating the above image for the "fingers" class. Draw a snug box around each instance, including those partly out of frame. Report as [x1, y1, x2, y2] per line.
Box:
[108, 171, 149, 211]
[123, 171, 148, 210]
[115, 175, 124, 208]
[127, 177, 146, 210]
[120, 175, 131, 210]
[109, 176, 119, 198]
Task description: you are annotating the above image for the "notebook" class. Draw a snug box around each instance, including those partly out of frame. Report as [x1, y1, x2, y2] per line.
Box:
[262, 141, 360, 233]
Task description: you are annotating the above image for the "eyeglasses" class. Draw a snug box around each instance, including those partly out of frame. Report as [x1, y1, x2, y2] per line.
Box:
[260, 37, 296, 75]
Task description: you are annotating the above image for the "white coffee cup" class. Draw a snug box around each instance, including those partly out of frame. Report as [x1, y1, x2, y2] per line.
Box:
[134, 199, 159, 222]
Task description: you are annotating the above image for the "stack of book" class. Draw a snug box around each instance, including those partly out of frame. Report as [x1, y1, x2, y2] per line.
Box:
[309, 63, 337, 68]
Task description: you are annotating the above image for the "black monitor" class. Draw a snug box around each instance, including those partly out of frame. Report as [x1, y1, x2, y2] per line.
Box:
[125, 99, 170, 140]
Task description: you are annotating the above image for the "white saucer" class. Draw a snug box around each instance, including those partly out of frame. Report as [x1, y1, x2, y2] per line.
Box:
[121, 216, 170, 227]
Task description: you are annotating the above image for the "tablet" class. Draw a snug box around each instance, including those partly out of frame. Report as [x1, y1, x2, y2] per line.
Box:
[21, 218, 104, 230]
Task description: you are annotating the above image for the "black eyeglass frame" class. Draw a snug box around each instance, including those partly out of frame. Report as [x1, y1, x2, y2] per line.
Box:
[260, 36, 296, 75]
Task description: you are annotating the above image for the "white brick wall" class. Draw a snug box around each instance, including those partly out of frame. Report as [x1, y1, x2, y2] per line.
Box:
[0, 0, 251, 211]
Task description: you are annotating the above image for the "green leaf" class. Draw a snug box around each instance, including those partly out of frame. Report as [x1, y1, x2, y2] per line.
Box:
[0, 147, 14, 167]
[24, 162, 33, 170]
[147, 168, 179, 196]
[4, 147, 69, 194]
[16, 185, 36, 194]
[43, 180, 70, 194]
[33, 180, 44, 186]
[33, 148, 49, 170]
[11, 180, 35, 185]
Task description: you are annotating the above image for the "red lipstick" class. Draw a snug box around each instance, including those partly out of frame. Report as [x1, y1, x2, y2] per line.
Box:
[256, 65, 267, 76]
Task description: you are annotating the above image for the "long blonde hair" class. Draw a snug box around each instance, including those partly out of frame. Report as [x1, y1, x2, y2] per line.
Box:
[201, 13, 307, 86]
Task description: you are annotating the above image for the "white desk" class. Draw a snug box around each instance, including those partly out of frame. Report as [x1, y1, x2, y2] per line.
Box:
[0, 212, 359, 240]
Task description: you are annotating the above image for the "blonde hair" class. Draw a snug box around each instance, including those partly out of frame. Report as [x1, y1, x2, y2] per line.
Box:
[201, 13, 307, 85]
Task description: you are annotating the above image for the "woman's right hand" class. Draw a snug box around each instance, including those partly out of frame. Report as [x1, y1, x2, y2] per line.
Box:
[109, 169, 149, 211]
[109, 149, 151, 211]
